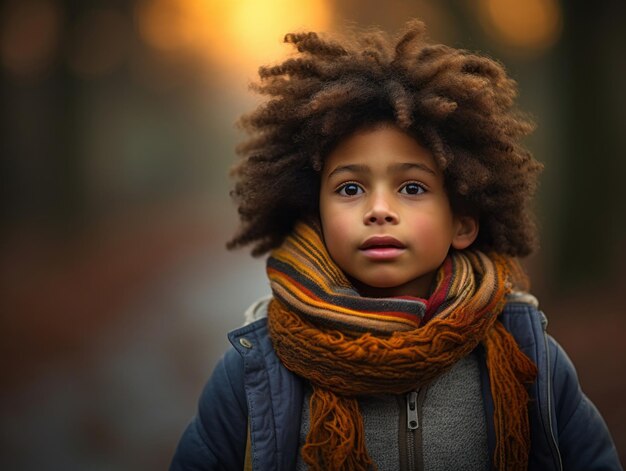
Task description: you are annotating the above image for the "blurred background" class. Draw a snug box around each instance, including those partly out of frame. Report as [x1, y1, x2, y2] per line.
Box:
[1, 0, 624, 469]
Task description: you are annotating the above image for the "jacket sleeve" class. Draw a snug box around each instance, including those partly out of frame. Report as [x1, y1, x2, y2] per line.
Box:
[170, 347, 248, 470]
[549, 336, 623, 471]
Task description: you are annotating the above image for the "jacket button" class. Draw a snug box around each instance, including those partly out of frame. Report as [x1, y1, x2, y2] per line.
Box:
[239, 337, 253, 349]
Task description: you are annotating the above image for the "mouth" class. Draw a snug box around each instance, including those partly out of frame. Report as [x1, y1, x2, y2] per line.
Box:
[359, 235, 405, 250]
[359, 236, 406, 260]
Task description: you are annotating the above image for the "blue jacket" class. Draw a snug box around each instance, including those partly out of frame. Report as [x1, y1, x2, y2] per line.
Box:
[171, 300, 622, 470]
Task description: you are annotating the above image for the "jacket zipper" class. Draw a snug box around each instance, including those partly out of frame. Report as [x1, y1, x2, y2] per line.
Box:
[542, 328, 564, 470]
[399, 388, 426, 470]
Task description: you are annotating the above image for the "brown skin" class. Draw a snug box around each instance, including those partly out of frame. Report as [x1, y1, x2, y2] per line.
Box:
[228, 20, 542, 258]
[320, 124, 478, 298]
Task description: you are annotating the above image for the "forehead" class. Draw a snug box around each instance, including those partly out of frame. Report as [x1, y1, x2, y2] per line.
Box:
[322, 124, 439, 175]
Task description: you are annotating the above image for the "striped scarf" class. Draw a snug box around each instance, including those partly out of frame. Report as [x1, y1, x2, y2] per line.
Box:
[266, 221, 537, 471]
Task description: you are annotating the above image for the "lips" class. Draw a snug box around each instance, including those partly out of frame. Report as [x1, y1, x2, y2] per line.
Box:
[359, 235, 405, 250]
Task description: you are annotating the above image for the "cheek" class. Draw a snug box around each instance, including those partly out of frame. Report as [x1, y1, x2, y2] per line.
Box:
[407, 213, 453, 249]
[322, 212, 352, 249]
[320, 204, 354, 259]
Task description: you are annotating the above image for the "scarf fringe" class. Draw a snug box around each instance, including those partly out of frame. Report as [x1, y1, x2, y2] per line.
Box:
[301, 388, 373, 471]
[485, 322, 538, 471]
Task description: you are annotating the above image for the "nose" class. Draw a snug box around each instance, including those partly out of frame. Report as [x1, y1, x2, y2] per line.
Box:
[364, 192, 399, 225]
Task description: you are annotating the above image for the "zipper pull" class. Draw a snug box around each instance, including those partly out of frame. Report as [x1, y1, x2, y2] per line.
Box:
[407, 391, 419, 430]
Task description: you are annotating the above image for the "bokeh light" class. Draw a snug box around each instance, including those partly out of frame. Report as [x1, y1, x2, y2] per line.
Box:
[135, 0, 332, 77]
[476, 0, 563, 56]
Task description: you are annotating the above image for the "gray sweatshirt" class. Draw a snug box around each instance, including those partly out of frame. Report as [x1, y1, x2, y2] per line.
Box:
[296, 352, 489, 471]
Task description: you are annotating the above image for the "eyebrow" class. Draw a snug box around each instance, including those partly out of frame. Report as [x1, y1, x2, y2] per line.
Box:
[327, 164, 368, 180]
[390, 162, 437, 175]
[327, 162, 437, 180]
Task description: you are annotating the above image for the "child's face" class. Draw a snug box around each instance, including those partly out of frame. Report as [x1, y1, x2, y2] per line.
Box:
[319, 124, 478, 298]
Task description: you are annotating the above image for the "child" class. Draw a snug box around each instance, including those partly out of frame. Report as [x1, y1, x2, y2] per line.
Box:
[170, 20, 621, 471]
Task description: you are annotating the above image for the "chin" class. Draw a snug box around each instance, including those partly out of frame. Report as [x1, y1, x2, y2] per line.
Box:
[356, 276, 407, 290]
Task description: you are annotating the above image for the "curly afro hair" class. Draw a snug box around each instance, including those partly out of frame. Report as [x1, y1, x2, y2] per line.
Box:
[227, 20, 543, 257]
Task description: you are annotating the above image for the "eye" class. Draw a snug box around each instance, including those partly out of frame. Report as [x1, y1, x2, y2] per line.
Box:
[336, 182, 364, 196]
[400, 182, 426, 195]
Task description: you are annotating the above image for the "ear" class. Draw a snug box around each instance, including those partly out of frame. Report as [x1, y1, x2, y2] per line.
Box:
[451, 216, 479, 250]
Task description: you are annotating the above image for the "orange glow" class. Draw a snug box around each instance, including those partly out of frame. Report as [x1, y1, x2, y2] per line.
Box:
[477, 0, 562, 54]
[135, 0, 331, 77]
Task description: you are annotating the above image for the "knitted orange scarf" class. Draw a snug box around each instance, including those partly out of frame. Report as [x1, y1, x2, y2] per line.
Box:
[266, 221, 537, 470]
